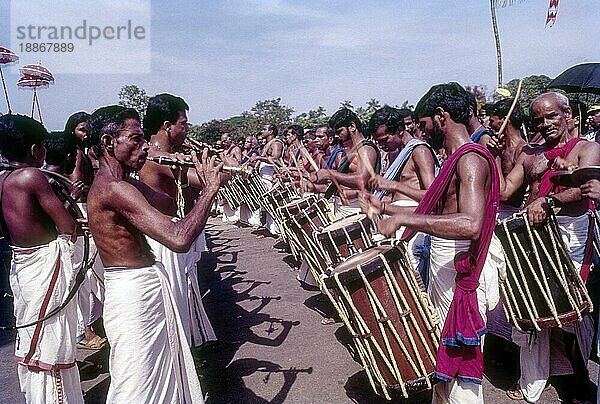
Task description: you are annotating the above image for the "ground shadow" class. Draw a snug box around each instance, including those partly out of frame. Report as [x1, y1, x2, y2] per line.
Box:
[197, 230, 302, 402]
[344, 370, 434, 404]
[208, 358, 311, 404]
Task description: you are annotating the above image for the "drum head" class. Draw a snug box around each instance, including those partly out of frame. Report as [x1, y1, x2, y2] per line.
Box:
[280, 195, 315, 209]
[328, 245, 403, 286]
[322, 213, 368, 231]
[551, 166, 600, 188]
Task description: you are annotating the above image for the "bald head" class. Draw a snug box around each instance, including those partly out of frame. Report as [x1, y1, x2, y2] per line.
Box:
[531, 92, 570, 114]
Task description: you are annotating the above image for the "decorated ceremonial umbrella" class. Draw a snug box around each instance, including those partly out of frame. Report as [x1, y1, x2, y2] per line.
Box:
[547, 63, 600, 95]
[16, 63, 54, 123]
[0, 47, 19, 114]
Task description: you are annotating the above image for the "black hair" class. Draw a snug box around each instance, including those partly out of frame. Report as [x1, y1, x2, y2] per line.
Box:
[368, 106, 405, 135]
[315, 124, 334, 138]
[398, 108, 413, 120]
[267, 123, 279, 137]
[64, 111, 89, 136]
[415, 82, 471, 126]
[490, 98, 527, 128]
[304, 128, 316, 140]
[466, 91, 478, 115]
[286, 124, 304, 142]
[328, 108, 363, 132]
[143, 93, 189, 137]
[44, 131, 77, 171]
[0, 114, 48, 162]
[480, 103, 494, 115]
[88, 105, 141, 156]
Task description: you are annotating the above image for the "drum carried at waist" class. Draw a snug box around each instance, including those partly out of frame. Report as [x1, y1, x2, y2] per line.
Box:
[494, 214, 592, 331]
[316, 213, 374, 266]
[324, 244, 440, 399]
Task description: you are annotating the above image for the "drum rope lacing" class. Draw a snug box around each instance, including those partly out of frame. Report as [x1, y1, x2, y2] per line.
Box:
[500, 216, 591, 332]
[322, 250, 440, 399]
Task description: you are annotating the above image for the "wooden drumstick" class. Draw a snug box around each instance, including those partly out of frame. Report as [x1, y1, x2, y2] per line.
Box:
[496, 79, 523, 140]
[299, 146, 321, 172]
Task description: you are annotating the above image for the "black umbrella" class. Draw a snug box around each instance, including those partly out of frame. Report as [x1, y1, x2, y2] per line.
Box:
[548, 63, 600, 94]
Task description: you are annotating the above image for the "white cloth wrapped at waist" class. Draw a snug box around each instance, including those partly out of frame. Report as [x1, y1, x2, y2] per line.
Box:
[10, 236, 79, 370]
[146, 235, 216, 348]
[428, 236, 502, 327]
[103, 262, 204, 403]
[389, 199, 422, 270]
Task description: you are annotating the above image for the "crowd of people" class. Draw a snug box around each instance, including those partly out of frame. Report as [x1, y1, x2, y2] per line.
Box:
[0, 82, 599, 404]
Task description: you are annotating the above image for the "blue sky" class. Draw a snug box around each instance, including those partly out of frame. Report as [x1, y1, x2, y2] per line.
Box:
[0, 0, 598, 130]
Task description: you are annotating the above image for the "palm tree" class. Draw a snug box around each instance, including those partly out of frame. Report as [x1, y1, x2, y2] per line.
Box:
[490, 0, 528, 89]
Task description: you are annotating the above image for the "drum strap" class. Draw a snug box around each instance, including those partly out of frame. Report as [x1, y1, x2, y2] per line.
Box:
[579, 210, 596, 283]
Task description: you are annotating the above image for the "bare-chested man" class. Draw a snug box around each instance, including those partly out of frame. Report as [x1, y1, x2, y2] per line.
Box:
[487, 98, 528, 218]
[306, 108, 380, 217]
[250, 123, 284, 167]
[283, 124, 304, 167]
[249, 123, 284, 235]
[488, 92, 600, 403]
[314, 124, 344, 170]
[0, 115, 82, 403]
[43, 131, 108, 351]
[139, 93, 217, 348]
[367, 106, 438, 205]
[87, 105, 224, 402]
[365, 106, 438, 281]
[220, 132, 242, 164]
[64, 111, 93, 194]
[361, 83, 501, 403]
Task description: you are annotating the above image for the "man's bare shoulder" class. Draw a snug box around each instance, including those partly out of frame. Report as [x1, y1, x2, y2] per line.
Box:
[573, 138, 600, 156]
[456, 152, 491, 179]
[5, 167, 48, 190]
[89, 174, 138, 207]
[411, 144, 435, 160]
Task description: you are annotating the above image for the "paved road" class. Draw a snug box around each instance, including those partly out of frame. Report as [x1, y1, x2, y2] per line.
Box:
[1, 218, 597, 403]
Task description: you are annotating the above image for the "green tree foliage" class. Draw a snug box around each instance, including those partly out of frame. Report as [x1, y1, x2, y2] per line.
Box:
[249, 98, 294, 127]
[294, 106, 328, 128]
[506, 75, 553, 108]
[118, 84, 149, 120]
[338, 98, 382, 125]
[340, 100, 354, 110]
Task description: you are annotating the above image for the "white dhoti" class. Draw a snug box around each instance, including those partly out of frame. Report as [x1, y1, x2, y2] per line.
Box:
[10, 237, 84, 404]
[73, 235, 105, 338]
[428, 236, 501, 404]
[103, 263, 204, 403]
[239, 203, 262, 227]
[259, 163, 280, 236]
[389, 199, 424, 271]
[147, 237, 216, 347]
[221, 204, 240, 223]
[515, 213, 594, 403]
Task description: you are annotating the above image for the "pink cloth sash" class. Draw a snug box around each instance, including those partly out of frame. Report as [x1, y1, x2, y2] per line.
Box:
[538, 137, 584, 198]
[401, 142, 499, 384]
